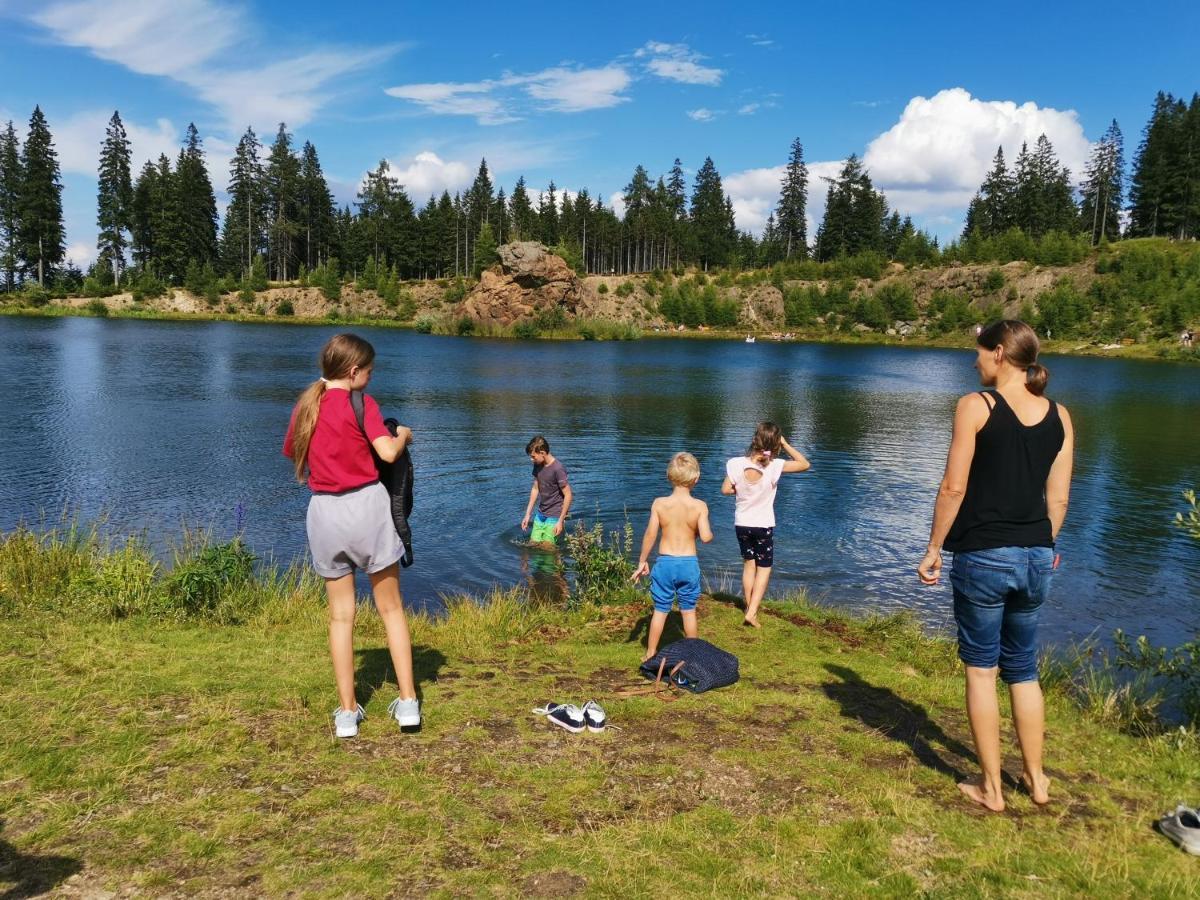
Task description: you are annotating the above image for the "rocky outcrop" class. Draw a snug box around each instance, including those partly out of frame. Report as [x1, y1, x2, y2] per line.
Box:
[739, 285, 785, 329]
[458, 242, 581, 326]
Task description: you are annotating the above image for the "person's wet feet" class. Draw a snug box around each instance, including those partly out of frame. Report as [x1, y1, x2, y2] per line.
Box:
[958, 780, 1005, 812]
[1021, 771, 1051, 805]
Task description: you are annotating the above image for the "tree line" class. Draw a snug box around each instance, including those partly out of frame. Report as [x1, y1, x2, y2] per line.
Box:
[0, 89, 1197, 295]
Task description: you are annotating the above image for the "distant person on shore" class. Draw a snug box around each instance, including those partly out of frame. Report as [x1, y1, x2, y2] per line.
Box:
[1182, 329, 1194, 349]
[918, 320, 1074, 812]
[521, 436, 572, 545]
[721, 423, 811, 628]
[283, 333, 421, 738]
[632, 453, 713, 660]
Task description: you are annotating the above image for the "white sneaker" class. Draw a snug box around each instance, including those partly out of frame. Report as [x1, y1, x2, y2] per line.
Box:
[388, 697, 421, 728]
[582, 700, 607, 733]
[333, 704, 365, 738]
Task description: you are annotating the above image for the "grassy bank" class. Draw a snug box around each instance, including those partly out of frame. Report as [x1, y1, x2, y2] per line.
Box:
[2, 527, 1198, 897]
[3, 301, 1197, 363]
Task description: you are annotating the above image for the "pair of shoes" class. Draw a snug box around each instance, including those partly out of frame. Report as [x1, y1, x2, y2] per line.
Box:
[387, 697, 421, 729]
[533, 700, 606, 733]
[1157, 805, 1200, 855]
[333, 704, 366, 738]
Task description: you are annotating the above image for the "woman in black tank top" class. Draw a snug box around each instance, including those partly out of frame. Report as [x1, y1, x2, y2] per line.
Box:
[918, 320, 1075, 813]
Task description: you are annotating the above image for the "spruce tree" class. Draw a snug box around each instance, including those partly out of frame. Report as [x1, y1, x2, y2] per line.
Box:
[622, 165, 652, 271]
[174, 123, 218, 277]
[1080, 120, 1124, 244]
[356, 159, 399, 268]
[17, 106, 65, 286]
[666, 157, 687, 266]
[130, 159, 160, 270]
[96, 111, 133, 282]
[964, 147, 1014, 238]
[298, 141, 335, 270]
[815, 155, 886, 260]
[221, 127, 265, 277]
[777, 137, 809, 258]
[150, 154, 186, 281]
[539, 181, 559, 245]
[492, 187, 508, 245]
[509, 176, 535, 240]
[265, 123, 301, 280]
[0, 121, 20, 291]
[689, 157, 730, 270]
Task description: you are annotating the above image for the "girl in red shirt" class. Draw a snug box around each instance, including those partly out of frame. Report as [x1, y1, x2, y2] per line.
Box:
[283, 333, 420, 737]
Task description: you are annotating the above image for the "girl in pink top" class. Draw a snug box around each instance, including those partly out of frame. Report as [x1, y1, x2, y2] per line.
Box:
[721, 422, 811, 627]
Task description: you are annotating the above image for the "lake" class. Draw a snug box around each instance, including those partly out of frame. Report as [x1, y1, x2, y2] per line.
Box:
[2, 315, 1198, 647]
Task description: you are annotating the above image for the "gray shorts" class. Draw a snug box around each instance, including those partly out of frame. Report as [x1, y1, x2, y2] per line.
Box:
[306, 481, 404, 579]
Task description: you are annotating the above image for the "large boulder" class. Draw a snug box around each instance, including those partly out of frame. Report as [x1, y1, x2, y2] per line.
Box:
[458, 242, 581, 326]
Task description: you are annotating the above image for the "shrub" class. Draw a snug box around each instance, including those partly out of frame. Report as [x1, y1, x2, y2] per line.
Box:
[249, 256, 269, 291]
[597, 282, 609, 294]
[615, 281, 635, 297]
[414, 317, 434, 334]
[512, 321, 540, 339]
[443, 277, 468, 305]
[455, 315, 475, 335]
[253, 304, 266, 316]
[85, 299, 109, 317]
[276, 299, 294, 316]
[875, 282, 917, 322]
[983, 268, 1006, 292]
[163, 539, 255, 617]
[20, 284, 51, 307]
[565, 520, 636, 607]
[550, 240, 585, 275]
[532, 306, 567, 331]
[129, 270, 166, 303]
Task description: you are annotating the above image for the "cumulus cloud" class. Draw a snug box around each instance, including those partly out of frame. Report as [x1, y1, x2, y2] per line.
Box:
[687, 108, 716, 122]
[21, 0, 398, 131]
[384, 151, 473, 199]
[635, 42, 723, 86]
[861, 87, 1093, 214]
[64, 241, 97, 268]
[723, 88, 1095, 241]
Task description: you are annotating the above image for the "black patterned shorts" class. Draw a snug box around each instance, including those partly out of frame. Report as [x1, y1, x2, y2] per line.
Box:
[735, 526, 774, 567]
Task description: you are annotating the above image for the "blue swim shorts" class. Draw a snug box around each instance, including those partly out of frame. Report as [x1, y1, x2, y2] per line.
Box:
[650, 555, 702, 614]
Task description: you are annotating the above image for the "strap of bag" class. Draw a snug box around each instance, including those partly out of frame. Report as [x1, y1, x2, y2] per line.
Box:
[616, 658, 685, 701]
[350, 389, 368, 440]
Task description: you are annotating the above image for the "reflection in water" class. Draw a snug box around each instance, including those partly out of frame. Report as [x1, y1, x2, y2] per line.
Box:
[1, 317, 1198, 647]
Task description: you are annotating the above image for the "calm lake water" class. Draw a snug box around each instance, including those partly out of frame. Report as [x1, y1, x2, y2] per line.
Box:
[2, 315, 1198, 647]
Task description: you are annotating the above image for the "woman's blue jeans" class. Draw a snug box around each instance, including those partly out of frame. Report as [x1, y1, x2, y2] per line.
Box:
[950, 546, 1055, 684]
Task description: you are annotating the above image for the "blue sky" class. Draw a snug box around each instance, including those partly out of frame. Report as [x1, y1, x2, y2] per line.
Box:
[1, 0, 1197, 267]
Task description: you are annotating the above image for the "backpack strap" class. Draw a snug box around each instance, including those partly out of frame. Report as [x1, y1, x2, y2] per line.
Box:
[349, 389, 368, 440]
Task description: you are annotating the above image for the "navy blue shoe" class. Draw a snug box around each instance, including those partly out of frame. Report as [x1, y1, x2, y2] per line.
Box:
[533, 702, 584, 733]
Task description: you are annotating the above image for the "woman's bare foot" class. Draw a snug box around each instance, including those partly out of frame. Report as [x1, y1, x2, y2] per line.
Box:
[742, 616, 761, 628]
[958, 780, 1005, 812]
[642, 650, 657, 663]
[1021, 771, 1051, 805]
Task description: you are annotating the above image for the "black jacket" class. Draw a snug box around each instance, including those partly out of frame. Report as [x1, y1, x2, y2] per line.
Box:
[350, 390, 414, 565]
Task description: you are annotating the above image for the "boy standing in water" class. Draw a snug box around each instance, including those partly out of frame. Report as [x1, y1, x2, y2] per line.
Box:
[631, 452, 714, 660]
[521, 436, 573, 544]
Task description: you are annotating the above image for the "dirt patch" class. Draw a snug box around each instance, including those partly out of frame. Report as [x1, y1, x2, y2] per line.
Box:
[521, 870, 587, 897]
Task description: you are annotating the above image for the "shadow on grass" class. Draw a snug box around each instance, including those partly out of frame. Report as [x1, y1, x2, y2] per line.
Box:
[0, 819, 81, 900]
[820, 663, 974, 781]
[626, 610, 688, 651]
[354, 645, 447, 707]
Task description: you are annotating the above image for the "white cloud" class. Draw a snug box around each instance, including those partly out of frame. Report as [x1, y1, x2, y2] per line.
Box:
[64, 241, 97, 268]
[636, 42, 723, 86]
[687, 108, 716, 122]
[745, 33, 775, 47]
[608, 191, 626, 218]
[384, 151, 473, 199]
[386, 65, 631, 124]
[861, 87, 1093, 214]
[22, 0, 397, 131]
[52, 110, 180, 176]
[523, 66, 630, 113]
[719, 88, 1095, 242]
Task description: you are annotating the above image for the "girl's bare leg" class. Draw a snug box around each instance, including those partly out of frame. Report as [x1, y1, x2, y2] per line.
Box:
[748, 566, 772, 623]
[325, 573, 358, 711]
[370, 564, 416, 699]
[741, 560, 760, 625]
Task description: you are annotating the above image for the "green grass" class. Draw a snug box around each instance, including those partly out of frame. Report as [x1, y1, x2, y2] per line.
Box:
[2, 529, 1198, 896]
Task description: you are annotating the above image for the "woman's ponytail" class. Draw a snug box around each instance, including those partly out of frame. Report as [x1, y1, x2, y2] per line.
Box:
[291, 333, 377, 482]
[1025, 363, 1049, 396]
[978, 319, 1048, 396]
